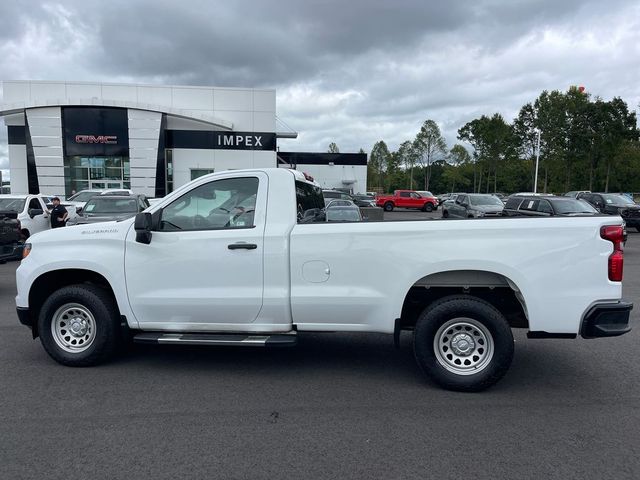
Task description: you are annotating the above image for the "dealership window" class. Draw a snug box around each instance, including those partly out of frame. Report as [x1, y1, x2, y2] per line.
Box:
[64, 156, 130, 195]
[191, 169, 215, 181]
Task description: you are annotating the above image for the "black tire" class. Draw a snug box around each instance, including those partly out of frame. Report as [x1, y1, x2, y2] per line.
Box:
[38, 284, 122, 367]
[423, 203, 434, 212]
[442, 210, 449, 218]
[414, 295, 514, 392]
[384, 202, 394, 212]
[636, 226, 640, 233]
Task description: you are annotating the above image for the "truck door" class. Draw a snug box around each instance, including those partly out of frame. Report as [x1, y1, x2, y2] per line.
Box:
[409, 192, 423, 208]
[124, 173, 267, 330]
[398, 191, 411, 207]
[26, 197, 50, 234]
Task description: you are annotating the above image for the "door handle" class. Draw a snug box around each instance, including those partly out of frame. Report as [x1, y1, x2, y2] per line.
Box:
[228, 242, 258, 250]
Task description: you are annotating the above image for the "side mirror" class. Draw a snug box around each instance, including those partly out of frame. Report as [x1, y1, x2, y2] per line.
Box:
[134, 212, 153, 244]
[28, 208, 44, 219]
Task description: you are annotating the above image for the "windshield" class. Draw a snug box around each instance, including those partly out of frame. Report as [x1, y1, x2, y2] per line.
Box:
[469, 195, 503, 206]
[553, 199, 598, 214]
[602, 194, 635, 205]
[68, 191, 100, 202]
[83, 197, 138, 214]
[0, 198, 26, 213]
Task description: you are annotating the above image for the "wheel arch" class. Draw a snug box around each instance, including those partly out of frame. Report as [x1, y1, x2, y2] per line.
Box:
[399, 269, 529, 331]
[27, 269, 121, 338]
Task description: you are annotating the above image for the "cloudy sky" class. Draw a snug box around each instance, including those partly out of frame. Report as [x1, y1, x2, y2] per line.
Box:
[1, 0, 639, 180]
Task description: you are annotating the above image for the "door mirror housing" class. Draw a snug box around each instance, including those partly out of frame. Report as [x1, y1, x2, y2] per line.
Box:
[28, 208, 44, 219]
[135, 212, 153, 244]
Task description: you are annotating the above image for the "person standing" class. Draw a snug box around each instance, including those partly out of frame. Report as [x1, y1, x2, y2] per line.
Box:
[49, 197, 68, 228]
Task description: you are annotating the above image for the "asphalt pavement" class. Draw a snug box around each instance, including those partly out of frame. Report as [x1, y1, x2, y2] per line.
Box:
[1, 212, 639, 480]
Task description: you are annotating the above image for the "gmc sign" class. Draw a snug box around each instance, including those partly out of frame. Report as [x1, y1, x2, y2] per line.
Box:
[75, 135, 118, 144]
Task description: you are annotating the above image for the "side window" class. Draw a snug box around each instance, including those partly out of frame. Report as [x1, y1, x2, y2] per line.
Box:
[297, 181, 324, 223]
[458, 195, 468, 204]
[160, 177, 259, 231]
[399, 192, 411, 198]
[410, 193, 420, 199]
[537, 200, 553, 214]
[29, 199, 41, 210]
[520, 199, 539, 211]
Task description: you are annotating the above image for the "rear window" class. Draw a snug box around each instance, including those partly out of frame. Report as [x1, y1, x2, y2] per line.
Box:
[297, 181, 325, 222]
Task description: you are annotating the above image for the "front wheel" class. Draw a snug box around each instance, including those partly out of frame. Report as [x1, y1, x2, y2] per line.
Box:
[442, 210, 449, 218]
[38, 284, 122, 367]
[414, 295, 514, 392]
[423, 203, 434, 212]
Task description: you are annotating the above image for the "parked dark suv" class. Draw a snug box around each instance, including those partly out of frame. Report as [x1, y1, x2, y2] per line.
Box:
[503, 195, 598, 217]
[577, 193, 640, 231]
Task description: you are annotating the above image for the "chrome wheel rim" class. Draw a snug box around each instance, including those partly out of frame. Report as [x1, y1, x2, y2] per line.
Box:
[51, 303, 96, 353]
[434, 318, 494, 375]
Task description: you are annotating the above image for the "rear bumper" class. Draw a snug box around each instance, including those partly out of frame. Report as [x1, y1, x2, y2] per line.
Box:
[581, 301, 633, 338]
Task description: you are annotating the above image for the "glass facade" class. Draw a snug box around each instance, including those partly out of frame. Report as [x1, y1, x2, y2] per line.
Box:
[64, 156, 130, 195]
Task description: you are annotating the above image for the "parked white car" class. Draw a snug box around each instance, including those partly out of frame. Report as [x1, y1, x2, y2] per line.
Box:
[15, 169, 632, 391]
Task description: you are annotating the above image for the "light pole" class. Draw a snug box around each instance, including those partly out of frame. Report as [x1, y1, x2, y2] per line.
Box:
[534, 128, 541, 193]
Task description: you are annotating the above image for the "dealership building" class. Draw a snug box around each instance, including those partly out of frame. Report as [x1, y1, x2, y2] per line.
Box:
[0, 80, 367, 197]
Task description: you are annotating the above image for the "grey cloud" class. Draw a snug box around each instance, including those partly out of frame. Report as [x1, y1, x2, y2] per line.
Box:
[0, 0, 639, 159]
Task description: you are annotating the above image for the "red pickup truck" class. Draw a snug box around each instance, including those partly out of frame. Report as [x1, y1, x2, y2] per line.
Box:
[376, 190, 438, 212]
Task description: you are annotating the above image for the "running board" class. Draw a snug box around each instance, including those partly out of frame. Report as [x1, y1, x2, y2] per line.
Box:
[133, 332, 297, 347]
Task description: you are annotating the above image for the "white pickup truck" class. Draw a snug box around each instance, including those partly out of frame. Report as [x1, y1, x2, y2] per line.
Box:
[15, 168, 632, 391]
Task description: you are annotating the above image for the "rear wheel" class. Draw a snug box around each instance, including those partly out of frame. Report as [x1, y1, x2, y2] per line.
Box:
[384, 202, 394, 212]
[38, 284, 122, 367]
[414, 295, 514, 391]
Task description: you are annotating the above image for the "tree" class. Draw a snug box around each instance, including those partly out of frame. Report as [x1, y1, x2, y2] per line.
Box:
[328, 142, 340, 153]
[368, 141, 391, 191]
[397, 141, 419, 189]
[414, 120, 447, 191]
[458, 114, 515, 193]
[441, 144, 472, 192]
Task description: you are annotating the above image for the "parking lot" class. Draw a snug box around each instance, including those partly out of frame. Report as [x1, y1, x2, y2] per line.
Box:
[1, 210, 639, 479]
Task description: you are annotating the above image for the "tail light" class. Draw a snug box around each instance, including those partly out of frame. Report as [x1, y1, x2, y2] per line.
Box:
[600, 225, 624, 281]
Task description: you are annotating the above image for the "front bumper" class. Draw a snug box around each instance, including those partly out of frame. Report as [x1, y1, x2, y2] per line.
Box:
[581, 301, 633, 338]
[0, 243, 23, 263]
